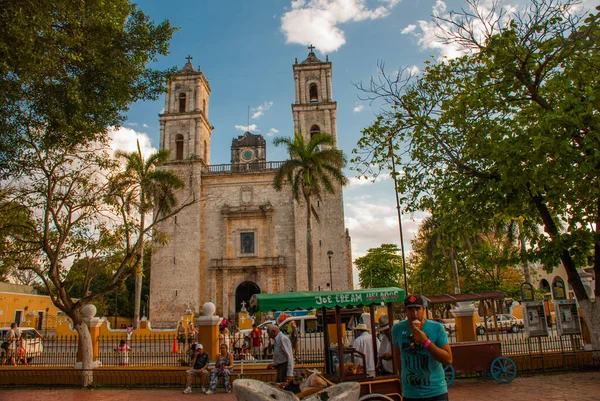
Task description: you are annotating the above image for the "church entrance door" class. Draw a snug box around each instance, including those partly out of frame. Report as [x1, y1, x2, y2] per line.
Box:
[235, 281, 260, 313]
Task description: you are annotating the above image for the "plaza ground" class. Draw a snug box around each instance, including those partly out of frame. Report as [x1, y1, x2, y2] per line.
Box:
[0, 371, 599, 401]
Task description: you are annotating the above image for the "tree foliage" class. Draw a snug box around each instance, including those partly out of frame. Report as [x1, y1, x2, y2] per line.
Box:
[0, 0, 176, 177]
[355, 244, 402, 289]
[0, 0, 178, 376]
[113, 140, 184, 327]
[354, 0, 600, 347]
[273, 132, 348, 291]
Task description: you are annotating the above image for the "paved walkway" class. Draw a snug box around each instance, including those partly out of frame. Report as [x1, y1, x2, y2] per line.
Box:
[1, 371, 599, 401]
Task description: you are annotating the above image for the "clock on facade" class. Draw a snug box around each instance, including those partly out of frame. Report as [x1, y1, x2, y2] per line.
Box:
[241, 148, 255, 162]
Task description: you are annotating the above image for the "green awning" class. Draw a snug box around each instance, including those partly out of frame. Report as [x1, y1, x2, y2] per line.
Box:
[250, 287, 405, 312]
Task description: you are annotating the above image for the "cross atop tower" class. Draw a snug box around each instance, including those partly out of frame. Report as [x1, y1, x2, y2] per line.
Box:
[308, 44, 315, 53]
[186, 55, 193, 63]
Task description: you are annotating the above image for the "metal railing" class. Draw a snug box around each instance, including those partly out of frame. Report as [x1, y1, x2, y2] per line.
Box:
[202, 161, 285, 174]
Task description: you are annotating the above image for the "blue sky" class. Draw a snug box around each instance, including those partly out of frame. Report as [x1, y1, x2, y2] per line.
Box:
[113, 0, 594, 286]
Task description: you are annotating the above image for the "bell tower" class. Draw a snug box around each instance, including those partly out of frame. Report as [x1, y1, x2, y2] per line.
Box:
[159, 56, 212, 164]
[290, 47, 353, 292]
[291, 45, 337, 143]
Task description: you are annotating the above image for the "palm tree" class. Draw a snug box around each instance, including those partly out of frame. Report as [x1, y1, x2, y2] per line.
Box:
[421, 216, 478, 295]
[114, 140, 184, 327]
[273, 132, 347, 291]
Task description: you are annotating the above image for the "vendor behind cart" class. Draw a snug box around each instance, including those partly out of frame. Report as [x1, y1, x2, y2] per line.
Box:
[392, 295, 452, 401]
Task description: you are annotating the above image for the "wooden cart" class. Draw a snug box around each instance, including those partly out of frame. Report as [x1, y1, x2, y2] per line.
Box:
[444, 341, 517, 385]
[251, 287, 406, 401]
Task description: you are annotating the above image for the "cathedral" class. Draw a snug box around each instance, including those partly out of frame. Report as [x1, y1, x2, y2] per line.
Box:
[149, 49, 353, 326]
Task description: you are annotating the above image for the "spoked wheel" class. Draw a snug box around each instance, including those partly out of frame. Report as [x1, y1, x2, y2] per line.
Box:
[444, 365, 455, 386]
[490, 356, 517, 384]
[359, 394, 395, 401]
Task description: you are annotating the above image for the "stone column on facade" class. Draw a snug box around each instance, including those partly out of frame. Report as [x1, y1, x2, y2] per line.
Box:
[160, 120, 166, 151]
[450, 302, 478, 342]
[196, 302, 222, 361]
[292, 111, 299, 134]
[294, 71, 300, 103]
[326, 69, 332, 102]
[195, 117, 202, 159]
[331, 112, 337, 140]
[320, 72, 327, 103]
[221, 268, 229, 319]
[195, 79, 202, 111]
[324, 109, 331, 135]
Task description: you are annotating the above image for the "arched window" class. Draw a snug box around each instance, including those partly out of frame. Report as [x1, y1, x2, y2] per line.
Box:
[179, 93, 186, 113]
[552, 277, 566, 300]
[539, 279, 550, 293]
[175, 134, 184, 160]
[309, 83, 318, 103]
[310, 125, 320, 139]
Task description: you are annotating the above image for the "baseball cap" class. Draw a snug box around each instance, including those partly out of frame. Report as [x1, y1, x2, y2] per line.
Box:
[195, 344, 203, 350]
[404, 295, 427, 308]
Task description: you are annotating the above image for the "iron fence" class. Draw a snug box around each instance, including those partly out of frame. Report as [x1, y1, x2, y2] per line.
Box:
[0, 324, 591, 369]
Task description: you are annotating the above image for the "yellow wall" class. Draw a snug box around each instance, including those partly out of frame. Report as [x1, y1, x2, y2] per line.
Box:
[0, 291, 63, 332]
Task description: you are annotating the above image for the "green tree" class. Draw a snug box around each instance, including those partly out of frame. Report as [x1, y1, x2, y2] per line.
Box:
[355, 0, 600, 348]
[0, 0, 175, 177]
[355, 244, 402, 289]
[0, 0, 177, 381]
[273, 132, 348, 291]
[420, 217, 464, 295]
[114, 140, 183, 328]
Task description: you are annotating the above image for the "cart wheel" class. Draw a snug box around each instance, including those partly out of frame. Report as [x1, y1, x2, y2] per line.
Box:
[359, 394, 395, 401]
[490, 356, 517, 384]
[476, 326, 485, 335]
[444, 365, 455, 386]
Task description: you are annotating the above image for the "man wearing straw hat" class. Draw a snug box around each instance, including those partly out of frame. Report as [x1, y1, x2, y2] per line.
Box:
[392, 295, 452, 401]
[352, 322, 379, 377]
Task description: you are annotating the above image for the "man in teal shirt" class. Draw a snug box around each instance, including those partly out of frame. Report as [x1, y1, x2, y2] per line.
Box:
[392, 295, 453, 401]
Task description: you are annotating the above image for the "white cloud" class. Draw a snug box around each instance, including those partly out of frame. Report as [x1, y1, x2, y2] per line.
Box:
[235, 124, 258, 132]
[267, 128, 280, 137]
[347, 175, 389, 187]
[407, 0, 517, 60]
[408, 65, 420, 75]
[281, 0, 401, 53]
[108, 127, 156, 156]
[251, 101, 274, 119]
[401, 24, 416, 34]
[353, 105, 365, 113]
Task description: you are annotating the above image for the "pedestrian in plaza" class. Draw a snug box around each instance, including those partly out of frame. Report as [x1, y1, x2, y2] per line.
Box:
[219, 326, 231, 351]
[250, 323, 263, 358]
[392, 295, 452, 401]
[2, 323, 20, 366]
[183, 343, 210, 394]
[376, 315, 393, 374]
[265, 324, 294, 385]
[232, 327, 244, 358]
[115, 339, 131, 366]
[289, 320, 300, 363]
[188, 322, 198, 343]
[219, 317, 229, 333]
[206, 343, 234, 394]
[17, 331, 29, 366]
[352, 323, 379, 377]
[177, 321, 187, 344]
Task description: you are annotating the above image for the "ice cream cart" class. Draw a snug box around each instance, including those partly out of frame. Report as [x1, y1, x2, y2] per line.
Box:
[250, 287, 405, 401]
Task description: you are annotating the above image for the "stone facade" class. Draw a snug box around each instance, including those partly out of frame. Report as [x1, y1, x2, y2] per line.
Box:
[149, 51, 352, 326]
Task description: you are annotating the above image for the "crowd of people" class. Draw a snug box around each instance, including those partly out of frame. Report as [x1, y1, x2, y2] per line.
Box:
[1, 322, 29, 366]
[2, 297, 452, 400]
[179, 295, 453, 400]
